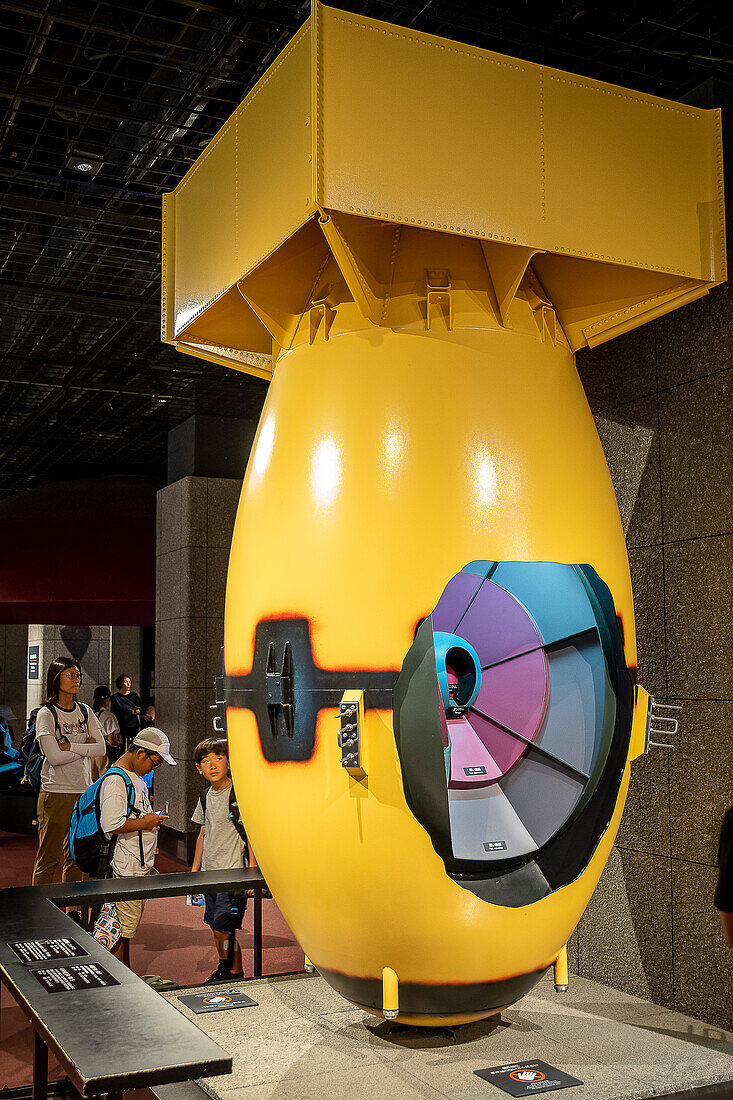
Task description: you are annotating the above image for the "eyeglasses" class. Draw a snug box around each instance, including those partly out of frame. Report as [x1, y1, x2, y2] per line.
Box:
[144, 751, 163, 769]
[61, 670, 82, 682]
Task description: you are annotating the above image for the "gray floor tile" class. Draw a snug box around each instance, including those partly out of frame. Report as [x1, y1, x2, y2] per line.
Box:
[658, 369, 733, 543]
[163, 971, 733, 1100]
[578, 848, 674, 1008]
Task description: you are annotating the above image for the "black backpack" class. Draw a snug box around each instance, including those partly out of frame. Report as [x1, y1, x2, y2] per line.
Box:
[198, 784, 249, 864]
[21, 703, 90, 790]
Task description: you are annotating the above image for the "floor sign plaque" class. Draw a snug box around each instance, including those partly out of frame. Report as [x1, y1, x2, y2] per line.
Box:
[178, 988, 258, 1014]
[475, 1060, 582, 1095]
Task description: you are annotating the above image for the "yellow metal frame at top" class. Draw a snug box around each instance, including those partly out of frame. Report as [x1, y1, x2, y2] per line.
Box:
[161, 1, 726, 378]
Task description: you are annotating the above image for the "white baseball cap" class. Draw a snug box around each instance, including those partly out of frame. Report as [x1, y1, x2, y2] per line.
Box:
[132, 727, 177, 765]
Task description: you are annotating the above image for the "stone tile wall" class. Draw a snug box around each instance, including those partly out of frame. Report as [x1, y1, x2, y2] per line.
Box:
[0, 624, 28, 743]
[26, 625, 112, 716]
[154, 476, 241, 845]
[110, 626, 143, 699]
[574, 258, 733, 1029]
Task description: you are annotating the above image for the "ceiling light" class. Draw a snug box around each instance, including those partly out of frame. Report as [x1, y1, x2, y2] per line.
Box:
[65, 153, 103, 177]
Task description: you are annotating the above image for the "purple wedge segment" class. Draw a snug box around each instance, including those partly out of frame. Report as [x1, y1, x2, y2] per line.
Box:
[431, 570, 484, 633]
[476, 649, 549, 744]
[459, 580, 542, 667]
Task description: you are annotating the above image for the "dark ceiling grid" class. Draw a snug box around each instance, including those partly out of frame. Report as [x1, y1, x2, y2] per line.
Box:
[0, 1, 730, 502]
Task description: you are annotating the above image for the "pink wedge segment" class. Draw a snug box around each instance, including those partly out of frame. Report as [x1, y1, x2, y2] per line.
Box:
[470, 649, 549, 775]
[448, 716, 502, 788]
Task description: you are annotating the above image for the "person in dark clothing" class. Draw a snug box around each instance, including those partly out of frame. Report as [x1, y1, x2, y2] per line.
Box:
[714, 806, 733, 946]
[111, 674, 142, 749]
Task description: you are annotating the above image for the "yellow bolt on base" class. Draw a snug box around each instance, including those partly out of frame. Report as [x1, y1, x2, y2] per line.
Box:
[304, 955, 315, 973]
[382, 967, 399, 1020]
[554, 944, 569, 993]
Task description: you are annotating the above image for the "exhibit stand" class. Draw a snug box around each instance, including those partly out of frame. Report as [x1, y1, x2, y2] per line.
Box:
[167, 969, 733, 1100]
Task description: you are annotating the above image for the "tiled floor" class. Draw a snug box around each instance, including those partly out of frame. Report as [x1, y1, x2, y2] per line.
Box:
[164, 970, 733, 1100]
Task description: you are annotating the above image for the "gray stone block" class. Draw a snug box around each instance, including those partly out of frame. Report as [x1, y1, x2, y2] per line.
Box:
[155, 618, 183, 690]
[628, 546, 667, 699]
[665, 534, 733, 699]
[622, 396, 662, 549]
[5, 624, 28, 646]
[182, 547, 207, 618]
[3, 642, 28, 682]
[181, 476, 208, 549]
[157, 549, 183, 623]
[672, 859, 733, 1031]
[655, 281, 733, 389]
[659, 369, 733, 543]
[207, 478, 242, 549]
[617, 747, 670, 858]
[111, 626, 142, 647]
[577, 324, 656, 408]
[179, 617, 208, 690]
[157, 480, 182, 556]
[180, 687, 210, 752]
[206, 548, 230, 617]
[154, 686, 181, 742]
[111, 645, 141, 690]
[206, 617, 225, 689]
[578, 847, 673, 1008]
[594, 413, 655, 541]
[668, 698, 733, 866]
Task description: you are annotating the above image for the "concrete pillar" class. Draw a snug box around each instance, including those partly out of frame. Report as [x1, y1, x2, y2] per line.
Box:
[0, 624, 28, 742]
[154, 414, 257, 861]
[153, 476, 242, 858]
[110, 627, 144, 700]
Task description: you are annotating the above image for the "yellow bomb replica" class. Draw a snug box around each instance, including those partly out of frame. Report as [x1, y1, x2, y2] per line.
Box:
[162, 4, 726, 1024]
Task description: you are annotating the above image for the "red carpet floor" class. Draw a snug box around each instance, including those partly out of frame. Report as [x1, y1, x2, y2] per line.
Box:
[0, 829, 304, 1093]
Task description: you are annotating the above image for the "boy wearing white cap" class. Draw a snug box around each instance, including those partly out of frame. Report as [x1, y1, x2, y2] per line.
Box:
[98, 728, 177, 968]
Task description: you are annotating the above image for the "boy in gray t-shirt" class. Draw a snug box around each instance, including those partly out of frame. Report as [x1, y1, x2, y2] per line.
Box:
[191, 737, 252, 982]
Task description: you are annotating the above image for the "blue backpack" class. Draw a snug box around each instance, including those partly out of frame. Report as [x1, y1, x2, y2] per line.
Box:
[70, 766, 143, 877]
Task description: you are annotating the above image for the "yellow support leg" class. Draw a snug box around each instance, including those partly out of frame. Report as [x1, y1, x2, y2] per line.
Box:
[304, 955, 315, 973]
[382, 966, 399, 1020]
[554, 944, 569, 993]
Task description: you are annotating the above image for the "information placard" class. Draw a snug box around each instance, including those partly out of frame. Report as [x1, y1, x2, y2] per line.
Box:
[9, 938, 87, 965]
[474, 1060, 582, 1096]
[178, 988, 258, 1014]
[31, 963, 120, 993]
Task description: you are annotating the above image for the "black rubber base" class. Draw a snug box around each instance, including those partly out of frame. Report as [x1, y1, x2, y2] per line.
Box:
[318, 964, 547, 1020]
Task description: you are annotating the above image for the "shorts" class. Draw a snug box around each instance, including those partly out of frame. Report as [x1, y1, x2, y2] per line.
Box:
[112, 870, 147, 940]
[204, 891, 246, 933]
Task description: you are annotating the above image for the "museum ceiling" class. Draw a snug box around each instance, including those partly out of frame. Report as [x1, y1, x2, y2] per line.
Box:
[0, 0, 730, 502]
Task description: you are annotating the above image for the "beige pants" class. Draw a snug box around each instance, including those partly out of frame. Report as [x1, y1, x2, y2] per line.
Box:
[113, 869, 150, 939]
[31, 791, 83, 886]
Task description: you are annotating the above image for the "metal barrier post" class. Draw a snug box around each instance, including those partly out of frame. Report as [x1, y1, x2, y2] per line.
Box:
[253, 887, 263, 978]
[32, 1030, 48, 1100]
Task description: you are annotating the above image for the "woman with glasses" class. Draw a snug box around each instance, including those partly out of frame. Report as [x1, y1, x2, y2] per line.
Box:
[31, 656, 106, 886]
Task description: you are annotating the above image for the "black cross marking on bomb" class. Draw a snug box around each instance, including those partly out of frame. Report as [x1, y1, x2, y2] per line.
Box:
[221, 618, 398, 762]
